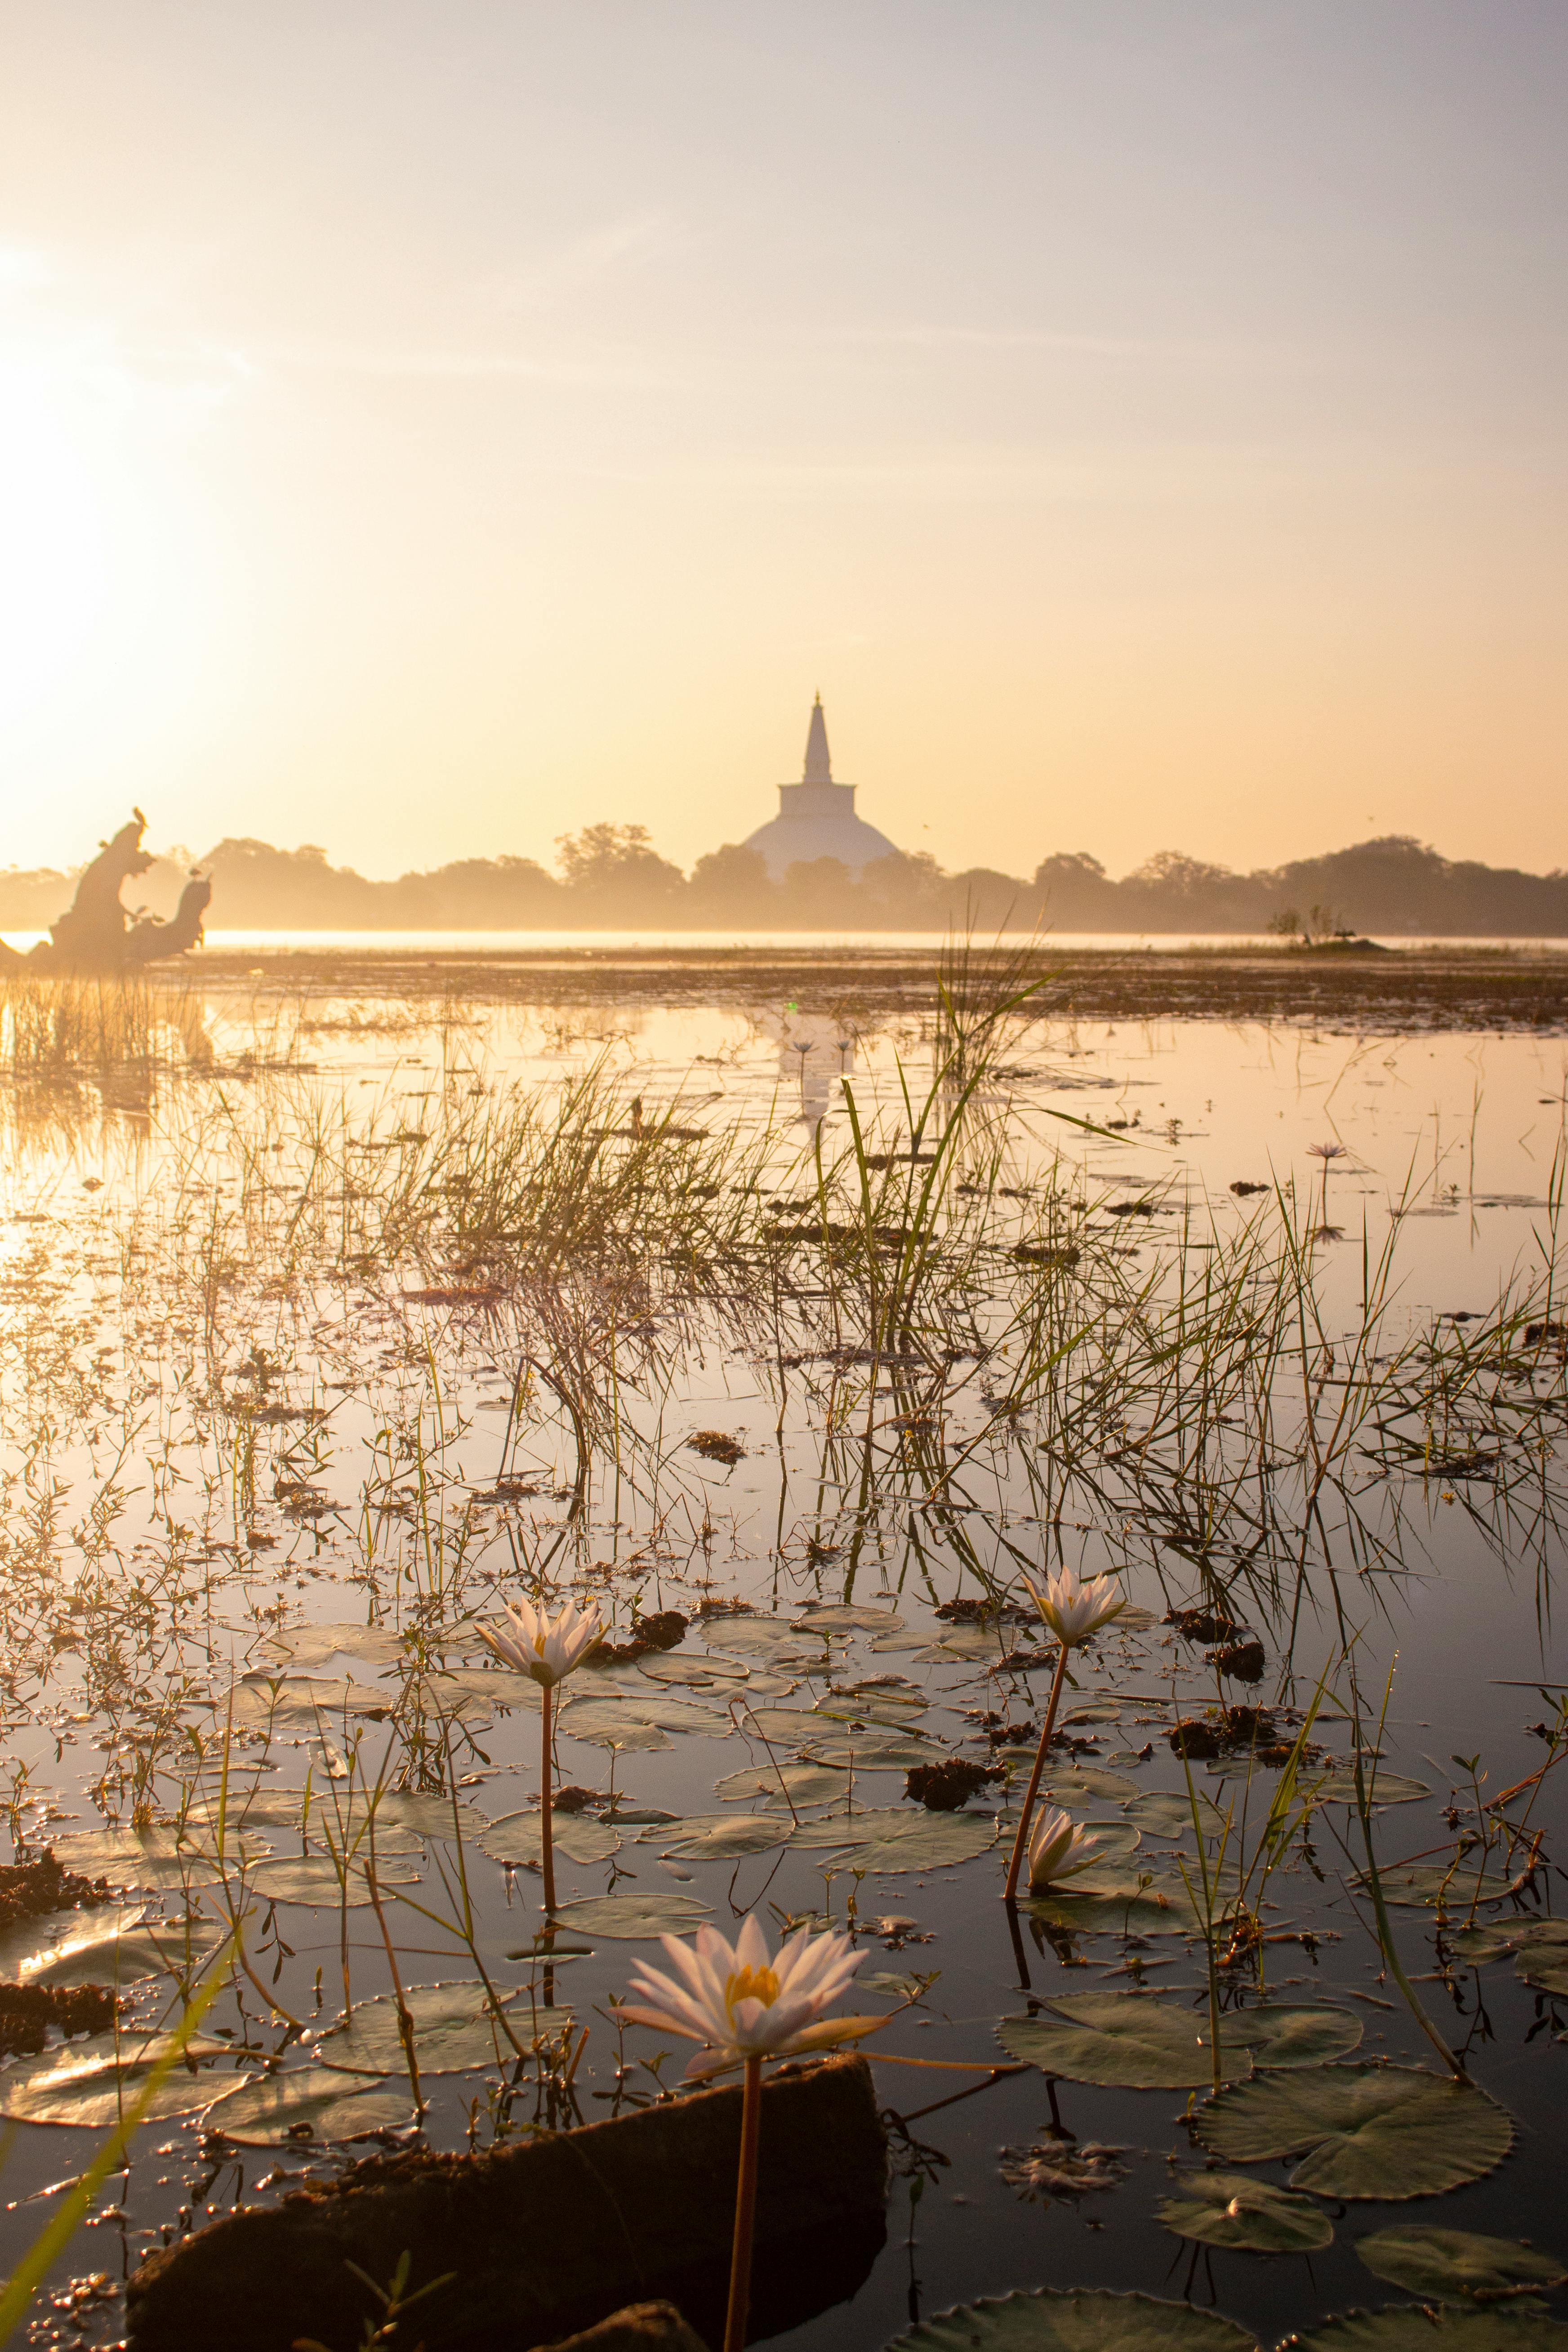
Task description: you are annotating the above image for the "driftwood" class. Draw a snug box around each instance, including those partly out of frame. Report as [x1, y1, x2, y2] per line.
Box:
[125, 2052, 888, 2352]
[0, 812, 210, 975]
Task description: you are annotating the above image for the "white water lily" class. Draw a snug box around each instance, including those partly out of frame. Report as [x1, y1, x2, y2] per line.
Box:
[1026, 1805, 1104, 1892]
[622, 1913, 882, 2081]
[481, 1592, 603, 1689]
[1022, 1564, 1126, 1648]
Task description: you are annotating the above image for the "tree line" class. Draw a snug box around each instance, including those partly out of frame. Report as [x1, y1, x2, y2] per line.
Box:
[4, 824, 1568, 936]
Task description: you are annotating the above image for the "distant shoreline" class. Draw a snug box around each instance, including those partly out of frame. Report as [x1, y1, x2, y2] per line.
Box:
[150, 935, 1568, 1033]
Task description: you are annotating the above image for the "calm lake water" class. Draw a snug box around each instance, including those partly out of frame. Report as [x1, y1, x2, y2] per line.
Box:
[1, 963, 1565, 2350]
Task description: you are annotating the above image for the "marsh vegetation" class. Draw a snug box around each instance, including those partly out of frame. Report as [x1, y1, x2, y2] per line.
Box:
[0, 951, 1566, 2350]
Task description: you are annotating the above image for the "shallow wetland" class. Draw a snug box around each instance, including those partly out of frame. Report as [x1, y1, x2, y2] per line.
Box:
[1, 940, 1568, 2351]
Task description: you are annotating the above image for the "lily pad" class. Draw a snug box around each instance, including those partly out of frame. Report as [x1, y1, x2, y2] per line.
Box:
[0, 2031, 230, 2126]
[644, 1814, 788, 1861]
[794, 1607, 904, 1634]
[1514, 1922, 1568, 1996]
[1229, 2006, 1364, 2069]
[1041, 1767, 1141, 1805]
[1372, 1860, 1528, 1910]
[203, 2067, 411, 2145]
[45, 1828, 240, 1892]
[0, 1901, 147, 1983]
[1023, 1883, 1200, 1938]
[312, 1981, 555, 2074]
[368, 1793, 491, 1840]
[882, 2286, 1259, 2351]
[998, 1992, 1255, 2090]
[713, 1761, 850, 1807]
[802, 1731, 944, 1769]
[1158, 2170, 1333, 2254]
[700, 1617, 816, 1656]
[552, 1892, 712, 1939]
[1289, 2310, 1568, 2349]
[788, 1809, 998, 1874]
[478, 1813, 620, 1867]
[1308, 1769, 1432, 1807]
[24, 1914, 228, 1991]
[638, 1653, 749, 1688]
[1355, 2226, 1568, 2303]
[248, 1853, 422, 1907]
[1194, 2065, 1514, 2200]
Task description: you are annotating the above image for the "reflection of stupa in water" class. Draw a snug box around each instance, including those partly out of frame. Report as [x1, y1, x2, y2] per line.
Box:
[742, 698, 900, 882]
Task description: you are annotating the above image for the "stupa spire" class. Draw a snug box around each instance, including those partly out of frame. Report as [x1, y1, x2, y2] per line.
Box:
[802, 694, 833, 785]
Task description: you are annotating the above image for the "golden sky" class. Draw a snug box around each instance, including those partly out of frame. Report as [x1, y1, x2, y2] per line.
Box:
[0, 2, 1564, 882]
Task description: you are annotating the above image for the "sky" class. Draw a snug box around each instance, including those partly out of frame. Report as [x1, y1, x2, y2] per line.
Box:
[0, 0, 1564, 886]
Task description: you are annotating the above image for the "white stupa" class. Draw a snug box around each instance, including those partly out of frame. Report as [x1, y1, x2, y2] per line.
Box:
[742, 698, 900, 882]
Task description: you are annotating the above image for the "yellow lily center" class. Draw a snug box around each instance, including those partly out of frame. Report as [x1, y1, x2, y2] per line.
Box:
[726, 1964, 779, 2019]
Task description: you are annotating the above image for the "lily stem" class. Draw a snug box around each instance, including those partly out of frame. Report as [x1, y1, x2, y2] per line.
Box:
[724, 2054, 763, 2352]
[540, 1682, 556, 1917]
[1003, 1643, 1071, 1904]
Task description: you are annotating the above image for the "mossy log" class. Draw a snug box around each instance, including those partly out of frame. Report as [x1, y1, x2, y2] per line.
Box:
[125, 2053, 887, 2352]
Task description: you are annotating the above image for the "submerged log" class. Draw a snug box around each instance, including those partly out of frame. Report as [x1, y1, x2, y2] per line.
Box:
[0, 812, 211, 975]
[125, 2052, 887, 2352]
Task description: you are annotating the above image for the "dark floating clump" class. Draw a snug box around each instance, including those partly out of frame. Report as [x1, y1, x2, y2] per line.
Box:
[1168, 1706, 1279, 1760]
[0, 1848, 116, 1933]
[1166, 1608, 1242, 1644]
[0, 1980, 118, 2058]
[905, 1759, 1003, 1811]
[688, 1430, 745, 1465]
[588, 1611, 689, 1666]
[1208, 1638, 1267, 1683]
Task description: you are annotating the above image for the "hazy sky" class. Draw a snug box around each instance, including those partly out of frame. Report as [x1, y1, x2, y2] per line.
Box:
[0, 2, 1564, 883]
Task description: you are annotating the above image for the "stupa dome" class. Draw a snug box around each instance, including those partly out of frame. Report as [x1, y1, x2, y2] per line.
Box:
[741, 699, 900, 882]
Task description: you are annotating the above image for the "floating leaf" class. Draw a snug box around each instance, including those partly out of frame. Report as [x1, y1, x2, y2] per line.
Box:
[1371, 1862, 1527, 1910]
[793, 1607, 904, 1634]
[0, 1901, 147, 1984]
[1229, 2006, 1364, 2070]
[1307, 1769, 1431, 1807]
[998, 1992, 1255, 2089]
[46, 1828, 253, 1892]
[713, 1761, 850, 1807]
[204, 2067, 411, 2145]
[1356, 2226, 1568, 2302]
[700, 1618, 818, 1657]
[788, 1808, 998, 1874]
[1023, 1884, 1200, 1938]
[1125, 1792, 1197, 1839]
[801, 1731, 943, 1769]
[644, 1814, 788, 1862]
[1195, 2066, 1514, 2200]
[478, 1813, 619, 1867]
[882, 2286, 1259, 2351]
[1288, 2308, 1568, 2349]
[1041, 1767, 1141, 1805]
[369, 1793, 491, 1840]
[0, 2031, 230, 2127]
[312, 1981, 557, 2075]
[638, 1653, 749, 1688]
[248, 1853, 422, 1907]
[1158, 2170, 1333, 2254]
[24, 1915, 227, 1991]
[741, 1707, 831, 1742]
[552, 1892, 712, 1939]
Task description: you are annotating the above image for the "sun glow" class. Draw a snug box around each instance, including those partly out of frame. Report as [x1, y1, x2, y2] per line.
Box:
[0, 257, 229, 818]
